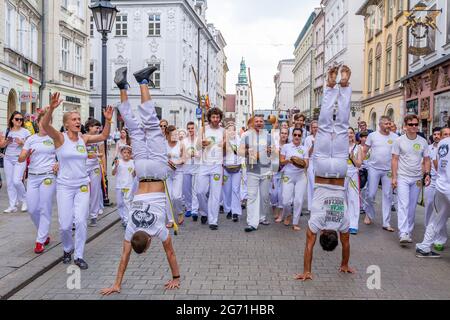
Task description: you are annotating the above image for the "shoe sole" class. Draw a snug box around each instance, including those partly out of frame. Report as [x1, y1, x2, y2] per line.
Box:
[415, 254, 441, 259]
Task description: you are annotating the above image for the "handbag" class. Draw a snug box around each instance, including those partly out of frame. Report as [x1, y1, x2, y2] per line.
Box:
[224, 165, 241, 174]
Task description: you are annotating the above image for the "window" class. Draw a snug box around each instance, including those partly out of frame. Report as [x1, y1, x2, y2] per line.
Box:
[147, 63, 161, 88]
[5, 4, 15, 48]
[30, 24, 37, 62]
[368, 14, 375, 39]
[427, 5, 437, 53]
[90, 16, 94, 37]
[397, 0, 403, 14]
[385, 36, 392, 86]
[75, 44, 82, 75]
[148, 14, 161, 36]
[447, 0, 450, 43]
[387, 0, 394, 23]
[396, 27, 403, 81]
[76, 0, 84, 18]
[376, 5, 383, 32]
[19, 15, 26, 53]
[375, 43, 381, 90]
[116, 14, 128, 37]
[62, 0, 68, 9]
[90, 63, 94, 89]
[368, 49, 373, 93]
[61, 38, 70, 71]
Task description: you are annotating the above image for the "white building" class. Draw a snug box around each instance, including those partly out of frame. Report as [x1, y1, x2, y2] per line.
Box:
[89, 0, 225, 129]
[322, 0, 365, 127]
[209, 25, 228, 110]
[293, 10, 319, 117]
[312, 8, 325, 119]
[0, 0, 42, 131]
[235, 57, 251, 129]
[273, 59, 295, 111]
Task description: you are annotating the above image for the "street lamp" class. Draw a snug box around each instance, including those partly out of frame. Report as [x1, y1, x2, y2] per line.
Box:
[90, 0, 119, 206]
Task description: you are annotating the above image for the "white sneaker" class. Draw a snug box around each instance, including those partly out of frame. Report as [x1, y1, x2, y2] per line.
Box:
[4, 207, 18, 213]
[400, 235, 410, 244]
[407, 236, 413, 243]
[21, 202, 28, 212]
[98, 209, 104, 216]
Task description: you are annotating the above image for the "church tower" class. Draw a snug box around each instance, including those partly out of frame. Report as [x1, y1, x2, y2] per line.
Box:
[235, 57, 251, 129]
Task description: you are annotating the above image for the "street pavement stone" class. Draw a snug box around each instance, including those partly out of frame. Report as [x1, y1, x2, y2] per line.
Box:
[4, 187, 450, 300]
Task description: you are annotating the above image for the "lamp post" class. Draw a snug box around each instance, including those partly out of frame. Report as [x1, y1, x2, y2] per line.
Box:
[90, 0, 119, 206]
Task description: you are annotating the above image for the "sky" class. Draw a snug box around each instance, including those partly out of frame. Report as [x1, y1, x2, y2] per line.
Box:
[207, 0, 321, 109]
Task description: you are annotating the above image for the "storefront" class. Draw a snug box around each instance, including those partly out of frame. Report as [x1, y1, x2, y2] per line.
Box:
[402, 55, 450, 136]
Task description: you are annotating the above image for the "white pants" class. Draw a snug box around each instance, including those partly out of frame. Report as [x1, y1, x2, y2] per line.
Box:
[240, 166, 248, 201]
[4, 156, 27, 208]
[246, 170, 272, 229]
[397, 177, 422, 238]
[223, 169, 242, 215]
[116, 187, 133, 224]
[282, 173, 307, 226]
[307, 161, 315, 211]
[424, 181, 436, 227]
[416, 190, 450, 252]
[270, 172, 283, 209]
[345, 169, 360, 230]
[88, 166, 103, 219]
[366, 167, 393, 228]
[57, 184, 90, 260]
[197, 165, 223, 225]
[183, 172, 194, 212]
[27, 174, 56, 243]
[166, 170, 183, 222]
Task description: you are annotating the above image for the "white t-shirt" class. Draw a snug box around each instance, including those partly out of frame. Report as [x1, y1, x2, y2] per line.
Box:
[86, 142, 101, 170]
[224, 137, 241, 166]
[281, 142, 309, 176]
[116, 159, 135, 189]
[204, 126, 224, 165]
[427, 143, 439, 180]
[308, 184, 349, 233]
[435, 138, 450, 195]
[23, 135, 56, 174]
[125, 193, 169, 242]
[366, 131, 399, 171]
[5, 128, 31, 157]
[304, 135, 315, 160]
[392, 134, 429, 179]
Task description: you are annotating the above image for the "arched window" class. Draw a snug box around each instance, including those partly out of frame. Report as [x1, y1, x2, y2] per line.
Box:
[368, 49, 373, 93]
[371, 111, 377, 131]
[375, 43, 382, 90]
[386, 106, 394, 123]
[396, 26, 403, 81]
[385, 35, 393, 86]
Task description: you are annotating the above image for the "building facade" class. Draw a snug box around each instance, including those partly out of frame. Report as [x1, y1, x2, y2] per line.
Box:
[235, 57, 251, 130]
[0, 0, 42, 131]
[312, 8, 325, 120]
[273, 59, 295, 111]
[322, 0, 365, 127]
[293, 10, 318, 117]
[89, 0, 224, 129]
[401, 0, 450, 136]
[357, 0, 408, 131]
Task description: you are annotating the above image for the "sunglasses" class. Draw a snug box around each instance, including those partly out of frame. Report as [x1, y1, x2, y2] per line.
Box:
[14, 118, 24, 122]
[293, 134, 302, 137]
[407, 123, 419, 127]
[160, 125, 167, 128]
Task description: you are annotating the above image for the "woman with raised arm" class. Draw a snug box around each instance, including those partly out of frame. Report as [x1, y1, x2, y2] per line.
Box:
[0, 111, 31, 213]
[41, 92, 113, 270]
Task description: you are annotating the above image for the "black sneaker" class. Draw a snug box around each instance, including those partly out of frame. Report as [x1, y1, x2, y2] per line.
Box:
[245, 226, 257, 233]
[415, 249, 441, 259]
[114, 67, 129, 90]
[133, 66, 158, 87]
[209, 225, 218, 231]
[201, 216, 208, 225]
[74, 258, 89, 270]
[62, 251, 72, 264]
[226, 212, 232, 220]
[220, 205, 224, 213]
[391, 205, 396, 212]
[192, 215, 198, 222]
[232, 214, 239, 222]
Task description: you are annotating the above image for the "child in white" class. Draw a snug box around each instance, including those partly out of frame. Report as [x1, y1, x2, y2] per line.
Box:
[113, 146, 135, 228]
[392, 117, 430, 243]
[280, 130, 309, 231]
[19, 113, 57, 253]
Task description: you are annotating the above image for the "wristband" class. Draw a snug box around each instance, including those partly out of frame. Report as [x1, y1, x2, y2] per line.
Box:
[173, 275, 180, 279]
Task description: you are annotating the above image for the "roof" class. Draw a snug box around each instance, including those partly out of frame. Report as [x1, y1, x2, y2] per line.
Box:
[225, 95, 236, 113]
[294, 11, 317, 48]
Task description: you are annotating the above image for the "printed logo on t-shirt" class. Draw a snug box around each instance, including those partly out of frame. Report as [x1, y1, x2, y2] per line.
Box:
[413, 143, 422, 152]
[223, 175, 228, 183]
[323, 197, 345, 224]
[416, 180, 422, 188]
[94, 168, 100, 176]
[44, 178, 53, 186]
[131, 203, 157, 229]
[387, 172, 392, 178]
[297, 149, 304, 155]
[213, 174, 221, 182]
[387, 139, 393, 145]
[43, 140, 54, 146]
[438, 144, 449, 158]
[128, 167, 134, 174]
[80, 185, 89, 193]
[282, 176, 290, 183]
[76, 145, 86, 153]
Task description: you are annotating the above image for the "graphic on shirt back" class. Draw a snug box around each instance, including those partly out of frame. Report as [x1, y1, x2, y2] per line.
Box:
[131, 203, 157, 229]
[438, 144, 449, 159]
[323, 197, 345, 224]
